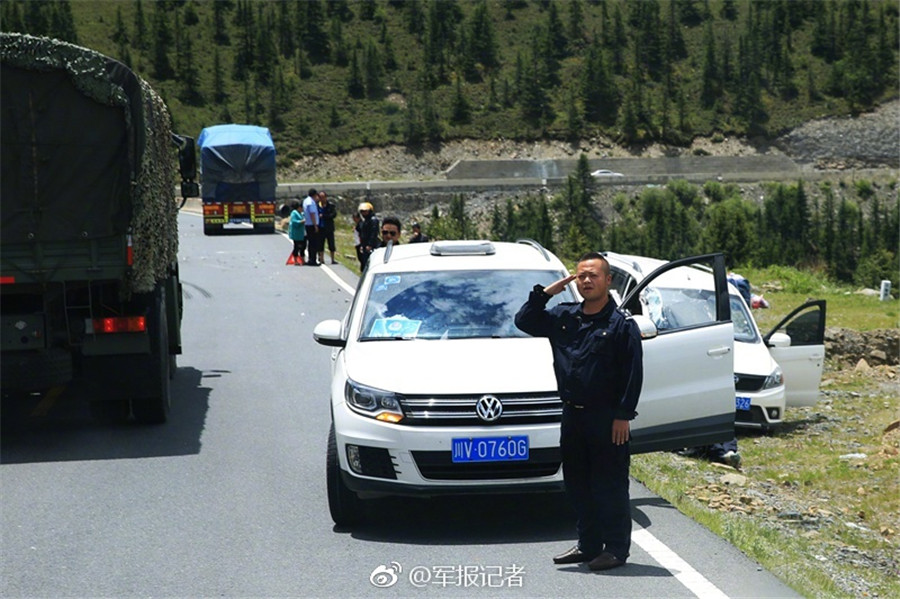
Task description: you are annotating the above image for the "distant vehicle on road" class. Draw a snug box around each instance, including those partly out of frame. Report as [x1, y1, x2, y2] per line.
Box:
[198, 124, 277, 235]
[591, 169, 624, 177]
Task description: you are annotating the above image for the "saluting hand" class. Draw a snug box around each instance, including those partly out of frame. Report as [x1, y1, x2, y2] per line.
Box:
[544, 274, 576, 296]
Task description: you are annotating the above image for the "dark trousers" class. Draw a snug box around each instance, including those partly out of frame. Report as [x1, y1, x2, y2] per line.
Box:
[560, 405, 632, 561]
[292, 239, 307, 259]
[304, 226, 319, 263]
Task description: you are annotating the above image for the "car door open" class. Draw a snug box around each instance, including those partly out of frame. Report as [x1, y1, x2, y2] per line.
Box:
[620, 254, 736, 453]
[764, 300, 827, 408]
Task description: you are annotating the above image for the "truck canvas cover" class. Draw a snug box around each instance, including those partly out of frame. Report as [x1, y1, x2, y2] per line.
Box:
[0, 33, 178, 293]
[197, 124, 276, 202]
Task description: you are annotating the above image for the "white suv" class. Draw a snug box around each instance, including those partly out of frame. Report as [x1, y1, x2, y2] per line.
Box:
[314, 241, 737, 526]
[604, 252, 826, 430]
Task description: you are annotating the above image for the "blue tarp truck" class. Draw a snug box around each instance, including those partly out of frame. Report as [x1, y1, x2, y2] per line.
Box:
[197, 124, 277, 235]
[1, 34, 199, 424]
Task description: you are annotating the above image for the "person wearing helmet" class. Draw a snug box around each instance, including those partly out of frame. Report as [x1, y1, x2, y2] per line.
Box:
[357, 201, 380, 269]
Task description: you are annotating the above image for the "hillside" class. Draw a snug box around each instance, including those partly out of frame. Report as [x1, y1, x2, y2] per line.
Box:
[2, 0, 898, 159]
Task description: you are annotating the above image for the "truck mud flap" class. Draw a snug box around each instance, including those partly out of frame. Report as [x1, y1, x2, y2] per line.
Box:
[0, 348, 73, 391]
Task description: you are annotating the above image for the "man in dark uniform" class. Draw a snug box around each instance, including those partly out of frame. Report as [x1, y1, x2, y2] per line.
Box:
[515, 251, 643, 572]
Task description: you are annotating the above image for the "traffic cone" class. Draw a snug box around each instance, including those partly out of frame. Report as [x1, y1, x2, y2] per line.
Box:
[286, 253, 296, 265]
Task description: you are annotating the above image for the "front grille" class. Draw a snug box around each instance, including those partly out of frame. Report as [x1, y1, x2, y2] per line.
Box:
[412, 447, 562, 480]
[734, 373, 766, 392]
[398, 392, 562, 426]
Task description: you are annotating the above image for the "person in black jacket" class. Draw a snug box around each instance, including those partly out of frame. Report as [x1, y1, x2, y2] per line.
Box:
[356, 201, 380, 270]
[515, 251, 643, 572]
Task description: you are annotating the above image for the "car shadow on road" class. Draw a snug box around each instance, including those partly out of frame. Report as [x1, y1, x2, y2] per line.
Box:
[345, 492, 576, 545]
[0, 366, 211, 464]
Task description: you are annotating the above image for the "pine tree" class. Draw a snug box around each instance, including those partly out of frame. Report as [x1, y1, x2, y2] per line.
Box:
[450, 75, 471, 124]
[151, 2, 174, 80]
[347, 47, 365, 98]
[133, 0, 147, 51]
[213, 48, 227, 104]
[363, 39, 384, 99]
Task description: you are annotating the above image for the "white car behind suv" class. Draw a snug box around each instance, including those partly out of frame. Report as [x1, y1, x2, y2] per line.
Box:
[314, 240, 737, 526]
[604, 252, 826, 430]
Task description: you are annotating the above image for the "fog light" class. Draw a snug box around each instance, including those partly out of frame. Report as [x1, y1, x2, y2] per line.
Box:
[768, 408, 780, 419]
[346, 445, 363, 474]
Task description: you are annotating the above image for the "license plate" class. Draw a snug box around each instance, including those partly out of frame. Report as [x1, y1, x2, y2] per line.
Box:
[451, 436, 529, 463]
[736, 396, 752, 411]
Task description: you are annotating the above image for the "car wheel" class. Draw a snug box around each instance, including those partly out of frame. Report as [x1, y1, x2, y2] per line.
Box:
[327, 424, 364, 527]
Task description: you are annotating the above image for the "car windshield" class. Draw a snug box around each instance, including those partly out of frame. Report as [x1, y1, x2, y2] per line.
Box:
[641, 285, 758, 343]
[730, 295, 760, 343]
[359, 269, 575, 340]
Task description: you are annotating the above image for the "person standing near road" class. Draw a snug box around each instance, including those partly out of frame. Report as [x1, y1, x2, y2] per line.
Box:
[288, 199, 306, 265]
[357, 201, 380, 269]
[317, 191, 338, 265]
[302, 188, 320, 266]
[380, 216, 402, 246]
[409, 222, 429, 243]
[515, 252, 643, 572]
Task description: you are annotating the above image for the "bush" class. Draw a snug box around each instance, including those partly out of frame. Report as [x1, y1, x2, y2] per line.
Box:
[854, 249, 898, 292]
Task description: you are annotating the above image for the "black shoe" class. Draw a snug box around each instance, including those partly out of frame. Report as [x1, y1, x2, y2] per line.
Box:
[587, 552, 625, 571]
[553, 546, 592, 565]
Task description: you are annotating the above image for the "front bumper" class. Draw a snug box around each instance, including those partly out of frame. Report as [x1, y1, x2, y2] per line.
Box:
[735, 385, 786, 429]
[333, 403, 564, 498]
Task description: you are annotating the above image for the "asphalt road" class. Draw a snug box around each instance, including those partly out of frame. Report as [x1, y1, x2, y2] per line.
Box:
[1, 212, 801, 598]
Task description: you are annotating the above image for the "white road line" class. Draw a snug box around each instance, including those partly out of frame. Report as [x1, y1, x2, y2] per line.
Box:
[279, 230, 357, 295]
[321, 264, 356, 295]
[633, 528, 730, 599]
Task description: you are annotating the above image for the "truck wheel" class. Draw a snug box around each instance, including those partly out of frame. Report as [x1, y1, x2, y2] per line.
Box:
[132, 289, 171, 425]
[254, 222, 275, 234]
[90, 399, 130, 424]
[203, 223, 223, 236]
[327, 425, 364, 527]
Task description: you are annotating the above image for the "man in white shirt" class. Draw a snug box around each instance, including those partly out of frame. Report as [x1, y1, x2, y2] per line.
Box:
[302, 188, 320, 266]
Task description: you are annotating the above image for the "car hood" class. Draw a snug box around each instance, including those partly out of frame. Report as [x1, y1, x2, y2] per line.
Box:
[734, 338, 778, 376]
[343, 337, 558, 395]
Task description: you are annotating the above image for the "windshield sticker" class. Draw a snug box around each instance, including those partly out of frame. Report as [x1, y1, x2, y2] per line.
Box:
[374, 275, 402, 292]
[368, 318, 422, 338]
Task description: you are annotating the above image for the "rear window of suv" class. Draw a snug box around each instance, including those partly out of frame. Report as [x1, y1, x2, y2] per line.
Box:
[360, 269, 574, 340]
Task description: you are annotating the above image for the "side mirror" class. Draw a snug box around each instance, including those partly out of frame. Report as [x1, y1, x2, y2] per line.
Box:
[631, 314, 658, 340]
[767, 332, 791, 348]
[172, 135, 198, 180]
[313, 319, 346, 348]
[180, 181, 200, 198]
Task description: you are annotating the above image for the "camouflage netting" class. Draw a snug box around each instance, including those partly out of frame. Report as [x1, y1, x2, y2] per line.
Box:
[0, 33, 178, 294]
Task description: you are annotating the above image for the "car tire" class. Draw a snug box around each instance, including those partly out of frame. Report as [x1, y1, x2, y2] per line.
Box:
[327, 424, 364, 527]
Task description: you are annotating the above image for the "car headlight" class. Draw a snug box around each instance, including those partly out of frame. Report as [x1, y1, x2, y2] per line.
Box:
[344, 379, 405, 423]
[761, 366, 784, 390]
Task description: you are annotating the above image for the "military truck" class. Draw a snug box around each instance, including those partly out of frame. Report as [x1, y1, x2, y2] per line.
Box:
[197, 124, 277, 235]
[0, 34, 199, 423]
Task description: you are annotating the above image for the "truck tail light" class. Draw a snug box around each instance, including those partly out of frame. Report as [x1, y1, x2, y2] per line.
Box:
[258, 203, 275, 215]
[203, 204, 223, 215]
[89, 316, 146, 334]
[0, 276, 15, 284]
[126, 234, 134, 266]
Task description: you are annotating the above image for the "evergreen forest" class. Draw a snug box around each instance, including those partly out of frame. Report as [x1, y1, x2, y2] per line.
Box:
[1, 0, 898, 288]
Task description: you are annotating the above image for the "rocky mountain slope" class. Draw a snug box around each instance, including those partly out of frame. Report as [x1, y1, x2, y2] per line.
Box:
[282, 100, 899, 182]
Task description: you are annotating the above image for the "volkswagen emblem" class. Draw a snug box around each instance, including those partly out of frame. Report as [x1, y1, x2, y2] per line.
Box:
[475, 395, 503, 423]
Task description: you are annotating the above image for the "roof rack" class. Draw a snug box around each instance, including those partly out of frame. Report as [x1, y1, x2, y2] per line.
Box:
[430, 240, 496, 256]
[516, 238, 551, 262]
